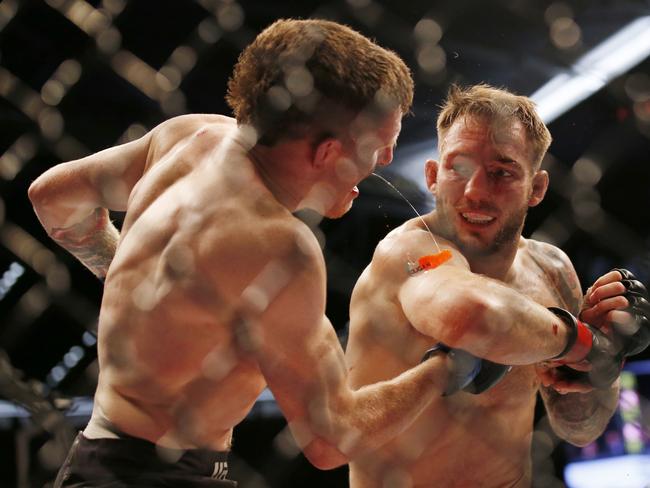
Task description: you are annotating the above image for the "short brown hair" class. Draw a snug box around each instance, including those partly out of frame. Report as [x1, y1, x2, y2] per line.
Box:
[227, 19, 413, 145]
[437, 84, 552, 168]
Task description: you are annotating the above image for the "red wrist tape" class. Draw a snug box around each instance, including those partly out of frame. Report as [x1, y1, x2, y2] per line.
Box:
[559, 320, 593, 364]
[548, 307, 594, 364]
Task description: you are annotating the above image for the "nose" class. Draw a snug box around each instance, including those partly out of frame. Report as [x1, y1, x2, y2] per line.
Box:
[376, 146, 394, 167]
[464, 167, 490, 201]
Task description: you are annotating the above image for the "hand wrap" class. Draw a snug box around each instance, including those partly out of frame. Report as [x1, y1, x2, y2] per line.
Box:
[549, 307, 622, 388]
[421, 343, 511, 396]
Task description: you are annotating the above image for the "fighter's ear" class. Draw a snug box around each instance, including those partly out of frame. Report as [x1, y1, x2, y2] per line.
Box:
[313, 138, 344, 170]
[529, 170, 549, 207]
[425, 159, 439, 192]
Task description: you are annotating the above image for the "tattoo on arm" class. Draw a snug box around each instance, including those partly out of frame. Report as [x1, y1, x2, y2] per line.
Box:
[540, 384, 619, 445]
[50, 208, 119, 279]
[529, 241, 618, 445]
[528, 242, 583, 315]
[557, 268, 583, 316]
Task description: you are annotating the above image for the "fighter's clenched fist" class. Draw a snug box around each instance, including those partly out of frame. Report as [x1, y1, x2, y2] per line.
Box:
[583, 268, 650, 356]
[538, 268, 650, 393]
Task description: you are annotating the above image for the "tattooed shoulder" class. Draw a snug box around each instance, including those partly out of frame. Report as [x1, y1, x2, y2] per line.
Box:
[526, 239, 583, 315]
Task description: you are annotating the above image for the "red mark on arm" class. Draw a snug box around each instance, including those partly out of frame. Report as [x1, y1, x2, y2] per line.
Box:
[552, 323, 558, 336]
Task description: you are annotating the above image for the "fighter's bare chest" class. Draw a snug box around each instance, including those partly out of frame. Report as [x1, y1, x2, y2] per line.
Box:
[507, 253, 569, 309]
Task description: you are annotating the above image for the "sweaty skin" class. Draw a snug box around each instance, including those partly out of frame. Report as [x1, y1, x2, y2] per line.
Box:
[29, 112, 451, 469]
[347, 226, 580, 487]
[345, 115, 620, 487]
[96, 115, 279, 451]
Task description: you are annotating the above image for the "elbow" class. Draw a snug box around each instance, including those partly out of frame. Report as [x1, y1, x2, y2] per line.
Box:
[434, 287, 493, 349]
[302, 438, 348, 470]
[559, 429, 602, 448]
[27, 177, 46, 207]
[27, 177, 55, 232]
[28, 174, 56, 216]
[567, 437, 596, 448]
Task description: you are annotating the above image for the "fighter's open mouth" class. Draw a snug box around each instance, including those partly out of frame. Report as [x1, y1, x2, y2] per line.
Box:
[461, 212, 495, 224]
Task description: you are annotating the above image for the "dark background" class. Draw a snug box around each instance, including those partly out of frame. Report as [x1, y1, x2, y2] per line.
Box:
[0, 0, 649, 486]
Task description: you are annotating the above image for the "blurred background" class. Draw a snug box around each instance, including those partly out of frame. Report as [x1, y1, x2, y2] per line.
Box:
[0, 0, 649, 486]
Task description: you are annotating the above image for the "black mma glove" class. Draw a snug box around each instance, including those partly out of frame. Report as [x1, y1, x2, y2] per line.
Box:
[610, 268, 650, 356]
[421, 343, 511, 396]
[548, 307, 623, 388]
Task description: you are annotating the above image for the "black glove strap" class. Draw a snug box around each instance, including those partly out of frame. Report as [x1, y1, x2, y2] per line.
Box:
[548, 307, 578, 360]
[421, 343, 451, 363]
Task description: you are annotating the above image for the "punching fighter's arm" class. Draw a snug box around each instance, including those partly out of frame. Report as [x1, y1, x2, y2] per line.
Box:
[28, 132, 153, 279]
[230, 223, 448, 469]
[533, 243, 619, 446]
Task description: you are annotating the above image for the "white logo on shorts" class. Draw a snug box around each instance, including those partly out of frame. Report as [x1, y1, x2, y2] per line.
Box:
[212, 461, 229, 480]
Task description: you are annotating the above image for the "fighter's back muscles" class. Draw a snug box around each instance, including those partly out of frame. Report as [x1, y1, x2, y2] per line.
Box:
[121, 114, 235, 234]
[191, 215, 452, 469]
[30, 114, 450, 468]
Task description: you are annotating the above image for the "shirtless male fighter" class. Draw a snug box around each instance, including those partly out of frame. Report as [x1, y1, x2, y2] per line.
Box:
[345, 84, 650, 487]
[28, 19, 452, 487]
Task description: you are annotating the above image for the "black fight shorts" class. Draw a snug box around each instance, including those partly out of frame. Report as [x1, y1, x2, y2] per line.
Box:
[54, 432, 237, 487]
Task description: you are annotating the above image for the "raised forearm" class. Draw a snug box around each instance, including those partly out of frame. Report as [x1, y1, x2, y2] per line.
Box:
[540, 381, 619, 446]
[49, 207, 119, 279]
[414, 275, 571, 365]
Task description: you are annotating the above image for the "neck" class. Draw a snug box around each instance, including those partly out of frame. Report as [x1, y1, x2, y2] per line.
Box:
[425, 212, 521, 281]
[248, 143, 309, 212]
[465, 243, 519, 281]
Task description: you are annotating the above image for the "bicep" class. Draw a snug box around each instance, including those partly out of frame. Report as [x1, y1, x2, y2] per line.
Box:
[259, 316, 352, 470]
[258, 312, 348, 422]
[219, 224, 348, 426]
[346, 268, 380, 387]
[346, 268, 407, 389]
[251, 270, 353, 457]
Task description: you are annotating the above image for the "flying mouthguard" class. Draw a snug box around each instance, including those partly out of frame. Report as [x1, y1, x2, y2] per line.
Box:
[407, 250, 452, 275]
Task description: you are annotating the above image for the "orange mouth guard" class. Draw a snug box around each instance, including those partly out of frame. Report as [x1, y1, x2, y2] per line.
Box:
[419, 250, 452, 269]
[408, 249, 452, 275]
